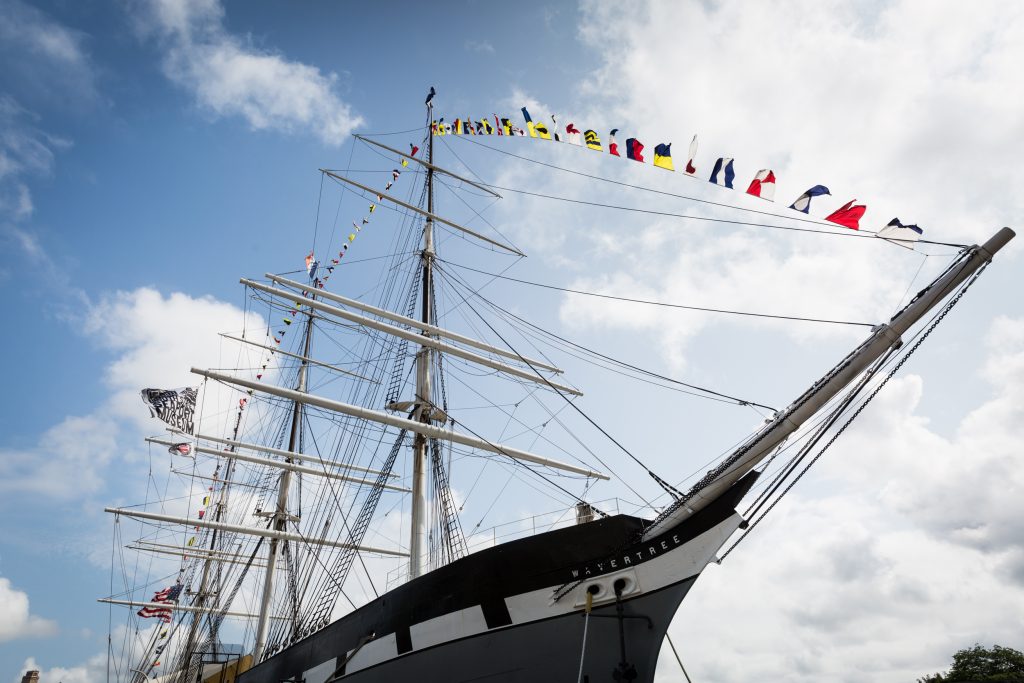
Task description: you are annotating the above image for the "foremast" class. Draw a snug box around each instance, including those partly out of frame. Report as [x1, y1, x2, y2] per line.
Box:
[253, 298, 315, 660]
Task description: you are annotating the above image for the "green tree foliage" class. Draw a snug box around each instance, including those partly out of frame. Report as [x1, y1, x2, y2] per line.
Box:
[918, 644, 1024, 682]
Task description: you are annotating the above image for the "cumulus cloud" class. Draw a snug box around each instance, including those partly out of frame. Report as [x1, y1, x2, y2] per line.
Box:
[485, 0, 1023, 375]
[0, 577, 57, 642]
[652, 312, 1024, 682]
[575, 0, 1024, 244]
[135, 0, 363, 144]
[472, 3, 1024, 680]
[0, 287, 263, 501]
[82, 287, 265, 425]
[14, 654, 107, 683]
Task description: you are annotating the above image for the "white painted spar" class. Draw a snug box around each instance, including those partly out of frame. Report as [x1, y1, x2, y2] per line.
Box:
[98, 598, 288, 620]
[320, 170, 522, 256]
[190, 367, 608, 480]
[266, 274, 562, 374]
[241, 279, 582, 396]
[179, 429, 398, 478]
[351, 135, 503, 199]
[146, 437, 410, 493]
[104, 507, 409, 557]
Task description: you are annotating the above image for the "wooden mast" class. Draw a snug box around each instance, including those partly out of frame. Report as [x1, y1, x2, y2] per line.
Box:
[409, 95, 436, 579]
[252, 301, 315, 661]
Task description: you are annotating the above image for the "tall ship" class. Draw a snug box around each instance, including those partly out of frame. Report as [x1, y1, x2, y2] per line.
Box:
[102, 92, 1015, 683]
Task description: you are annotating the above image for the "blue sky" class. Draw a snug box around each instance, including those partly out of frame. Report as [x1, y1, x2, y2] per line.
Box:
[2, 1, 1024, 682]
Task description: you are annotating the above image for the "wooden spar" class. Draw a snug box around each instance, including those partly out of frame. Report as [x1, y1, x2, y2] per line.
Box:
[643, 226, 1016, 539]
[352, 134, 502, 199]
[147, 437, 410, 492]
[219, 333, 379, 383]
[127, 544, 272, 569]
[265, 274, 563, 374]
[104, 507, 410, 556]
[242, 279, 582, 396]
[190, 367, 609, 481]
[170, 430, 399, 479]
[98, 598, 289, 620]
[320, 170, 525, 257]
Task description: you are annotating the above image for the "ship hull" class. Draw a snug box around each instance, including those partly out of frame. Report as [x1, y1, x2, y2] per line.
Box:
[240, 474, 758, 683]
[339, 577, 696, 683]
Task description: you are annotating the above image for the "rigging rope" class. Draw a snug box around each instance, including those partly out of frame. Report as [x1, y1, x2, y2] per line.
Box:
[476, 181, 908, 241]
[449, 134, 968, 248]
[435, 273, 681, 501]
[718, 262, 988, 561]
[441, 259, 875, 328]
[435, 262, 775, 411]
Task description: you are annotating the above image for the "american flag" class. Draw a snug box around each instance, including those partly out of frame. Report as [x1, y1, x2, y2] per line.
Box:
[137, 584, 182, 623]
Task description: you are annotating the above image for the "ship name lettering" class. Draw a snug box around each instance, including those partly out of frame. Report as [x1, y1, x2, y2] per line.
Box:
[623, 555, 631, 565]
[672, 534, 680, 545]
[635, 552, 643, 561]
[571, 569, 579, 578]
[610, 559, 617, 568]
[648, 547, 657, 557]
[596, 562, 605, 571]
[661, 540, 669, 550]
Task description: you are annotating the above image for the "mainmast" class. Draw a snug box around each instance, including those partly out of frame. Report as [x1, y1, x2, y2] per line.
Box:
[409, 98, 436, 579]
[252, 308, 314, 660]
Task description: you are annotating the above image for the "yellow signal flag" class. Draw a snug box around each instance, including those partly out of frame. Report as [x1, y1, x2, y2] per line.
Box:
[521, 107, 537, 138]
[534, 121, 552, 140]
[401, 158, 409, 167]
[348, 233, 356, 242]
[653, 143, 675, 171]
[584, 130, 602, 151]
[187, 536, 196, 547]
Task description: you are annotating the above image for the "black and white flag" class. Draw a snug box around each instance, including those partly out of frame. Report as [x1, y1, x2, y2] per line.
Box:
[140, 387, 198, 435]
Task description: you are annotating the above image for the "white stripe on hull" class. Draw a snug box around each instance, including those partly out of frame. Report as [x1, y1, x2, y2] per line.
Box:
[287, 512, 744, 681]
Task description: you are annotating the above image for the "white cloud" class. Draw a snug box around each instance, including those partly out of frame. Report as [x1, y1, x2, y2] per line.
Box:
[0, 96, 72, 222]
[0, 287, 263, 501]
[484, 0, 1024, 374]
[0, 578, 57, 642]
[136, 0, 363, 145]
[0, 415, 117, 499]
[652, 311, 1024, 682]
[0, 1, 89, 68]
[0, 0, 97, 103]
[14, 654, 107, 683]
[464, 39, 495, 54]
[475, 3, 1024, 680]
[82, 287, 265, 426]
[575, 0, 1024, 244]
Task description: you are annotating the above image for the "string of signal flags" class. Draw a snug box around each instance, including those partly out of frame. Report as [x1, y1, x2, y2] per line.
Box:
[429, 108, 925, 246]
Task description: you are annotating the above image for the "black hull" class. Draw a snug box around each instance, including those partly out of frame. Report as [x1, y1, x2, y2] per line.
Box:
[239, 473, 758, 683]
[340, 578, 696, 683]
